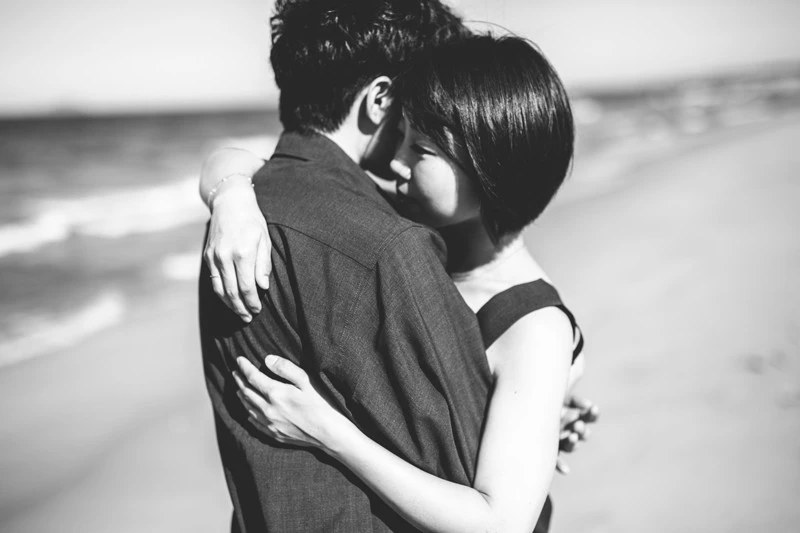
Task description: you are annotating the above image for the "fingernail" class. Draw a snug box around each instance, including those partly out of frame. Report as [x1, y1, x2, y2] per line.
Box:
[264, 354, 276, 365]
[242, 315, 252, 323]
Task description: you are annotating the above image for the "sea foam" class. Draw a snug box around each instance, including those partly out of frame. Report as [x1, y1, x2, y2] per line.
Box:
[0, 135, 278, 259]
[0, 177, 206, 258]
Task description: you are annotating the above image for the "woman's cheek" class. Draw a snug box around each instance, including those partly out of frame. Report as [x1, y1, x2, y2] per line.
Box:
[428, 162, 460, 212]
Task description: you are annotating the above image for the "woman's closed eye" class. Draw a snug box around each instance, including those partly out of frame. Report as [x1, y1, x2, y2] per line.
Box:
[411, 143, 437, 156]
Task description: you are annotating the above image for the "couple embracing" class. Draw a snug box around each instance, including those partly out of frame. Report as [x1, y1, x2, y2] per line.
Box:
[198, 1, 597, 531]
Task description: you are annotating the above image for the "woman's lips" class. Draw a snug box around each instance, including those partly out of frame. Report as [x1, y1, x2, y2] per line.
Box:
[395, 181, 415, 204]
[393, 183, 420, 218]
[395, 181, 407, 203]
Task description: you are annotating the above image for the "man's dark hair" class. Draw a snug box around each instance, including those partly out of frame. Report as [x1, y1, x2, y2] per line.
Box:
[396, 34, 575, 240]
[270, 0, 468, 133]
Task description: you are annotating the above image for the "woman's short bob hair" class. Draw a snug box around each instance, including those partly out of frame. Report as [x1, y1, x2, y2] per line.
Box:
[395, 34, 575, 240]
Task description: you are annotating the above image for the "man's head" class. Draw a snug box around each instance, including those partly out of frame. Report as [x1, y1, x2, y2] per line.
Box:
[270, 0, 468, 136]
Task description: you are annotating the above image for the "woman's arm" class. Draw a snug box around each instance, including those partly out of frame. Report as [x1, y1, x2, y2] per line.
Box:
[199, 148, 270, 322]
[236, 308, 573, 533]
[199, 148, 264, 208]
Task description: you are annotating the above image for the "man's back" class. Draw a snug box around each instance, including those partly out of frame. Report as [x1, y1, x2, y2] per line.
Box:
[200, 132, 491, 532]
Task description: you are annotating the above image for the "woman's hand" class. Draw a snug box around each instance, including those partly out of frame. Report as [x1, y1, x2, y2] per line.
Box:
[233, 356, 344, 450]
[555, 394, 600, 475]
[200, 148, 271, 323]
[204, 185, 271, 322]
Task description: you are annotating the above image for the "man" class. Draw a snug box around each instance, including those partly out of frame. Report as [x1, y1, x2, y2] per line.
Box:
[200, 1, 493, 531]
[200, 1, 597, 531]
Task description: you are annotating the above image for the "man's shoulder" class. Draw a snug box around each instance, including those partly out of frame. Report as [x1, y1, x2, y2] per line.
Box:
[253, 158, 444, 270]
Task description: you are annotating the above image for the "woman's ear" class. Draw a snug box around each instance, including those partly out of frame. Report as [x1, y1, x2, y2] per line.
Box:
[364, 76, 394, 127]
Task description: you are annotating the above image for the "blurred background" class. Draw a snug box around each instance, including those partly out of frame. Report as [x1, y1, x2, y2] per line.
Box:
[1, 1, 799, 531]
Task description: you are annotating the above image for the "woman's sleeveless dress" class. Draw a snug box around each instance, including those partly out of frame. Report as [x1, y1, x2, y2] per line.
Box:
[475, 278, 584, 533]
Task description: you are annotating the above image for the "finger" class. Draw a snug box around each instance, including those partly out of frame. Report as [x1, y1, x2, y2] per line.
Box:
[580, 404, 600, 423]
[244, 406, 261, 423]
[236, 358, 279, 397]
[238, 388, 267, 416]
[555, 456, 570, 475]
[248, 413, 273, 435]
[568, 432, 579, 450]
[233, 373, 270, 411]
[207, 262, 226, 299]
[561, 406, 580, 426]
[216, 256, 252, 322]
[236, 388, 263, 416]
[559, 432, 579, 453]
[565, 395, 594, 411]
[255, 233, 271, 291]
[203, 243, 218, 273]
[240, 394, 272, 433]
[232, 369, 252, 395]
[564, 419, 591, 442]
[233, 250, 262, 315]
[264, 355, 309, 389]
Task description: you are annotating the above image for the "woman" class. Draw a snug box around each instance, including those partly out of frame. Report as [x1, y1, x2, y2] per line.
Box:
[204, 35, 590, 533]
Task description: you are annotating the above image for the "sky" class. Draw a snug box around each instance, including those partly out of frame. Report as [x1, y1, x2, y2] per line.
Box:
[0, 0, 799, 116]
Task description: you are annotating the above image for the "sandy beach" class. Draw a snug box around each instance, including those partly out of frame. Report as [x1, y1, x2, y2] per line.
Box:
[1, 119, 798, 532]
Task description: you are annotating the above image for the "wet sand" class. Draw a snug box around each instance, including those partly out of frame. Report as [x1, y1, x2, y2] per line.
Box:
[2, 120, 799, 532]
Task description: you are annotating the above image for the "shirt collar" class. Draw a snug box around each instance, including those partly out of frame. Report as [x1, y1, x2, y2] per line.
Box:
[271, 130, 391, 204]
[272, 130, 360, 172]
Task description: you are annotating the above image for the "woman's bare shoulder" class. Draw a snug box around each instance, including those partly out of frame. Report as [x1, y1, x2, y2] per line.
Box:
[489, 306, 574, 377]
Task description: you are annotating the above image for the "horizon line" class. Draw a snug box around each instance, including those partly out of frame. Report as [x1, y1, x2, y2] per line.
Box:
[1, 60, 797, 122]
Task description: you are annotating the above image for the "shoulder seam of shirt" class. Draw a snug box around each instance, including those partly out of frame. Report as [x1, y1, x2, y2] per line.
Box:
[344, 225, 445, 394]
[269, 219, 431, 270]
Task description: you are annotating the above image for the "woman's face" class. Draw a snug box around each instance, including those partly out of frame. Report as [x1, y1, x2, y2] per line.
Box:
[389, 115, 481, 228]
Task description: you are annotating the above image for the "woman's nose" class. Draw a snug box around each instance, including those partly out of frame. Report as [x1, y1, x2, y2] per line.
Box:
[389, 158, 411, 182]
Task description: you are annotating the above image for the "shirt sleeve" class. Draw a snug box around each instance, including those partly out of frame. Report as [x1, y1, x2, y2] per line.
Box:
[341, 225, 492, 487]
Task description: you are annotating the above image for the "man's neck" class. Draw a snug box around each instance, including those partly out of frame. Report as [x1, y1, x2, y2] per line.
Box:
[321, 118, 369, 166]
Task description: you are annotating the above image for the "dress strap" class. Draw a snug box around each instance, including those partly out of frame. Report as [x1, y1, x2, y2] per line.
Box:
[475, 279, 582, 361]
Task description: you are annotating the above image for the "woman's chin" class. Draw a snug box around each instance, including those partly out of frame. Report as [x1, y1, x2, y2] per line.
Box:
[396, 197, 457, 230]
[398, 202, 458, 230]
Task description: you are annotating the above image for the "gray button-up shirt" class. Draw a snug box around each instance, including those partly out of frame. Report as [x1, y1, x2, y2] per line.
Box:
[200, 131, 491, 532]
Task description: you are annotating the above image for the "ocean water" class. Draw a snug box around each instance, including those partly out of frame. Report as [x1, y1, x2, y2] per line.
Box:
[1, 72, 794, 368]
[0, 111, 282, 366]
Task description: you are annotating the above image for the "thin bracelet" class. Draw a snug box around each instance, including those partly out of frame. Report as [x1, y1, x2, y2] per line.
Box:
[205, 172, 254, 207]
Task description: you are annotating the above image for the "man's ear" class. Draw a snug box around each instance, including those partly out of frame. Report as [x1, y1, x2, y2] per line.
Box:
[363, 76, 394, 127]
